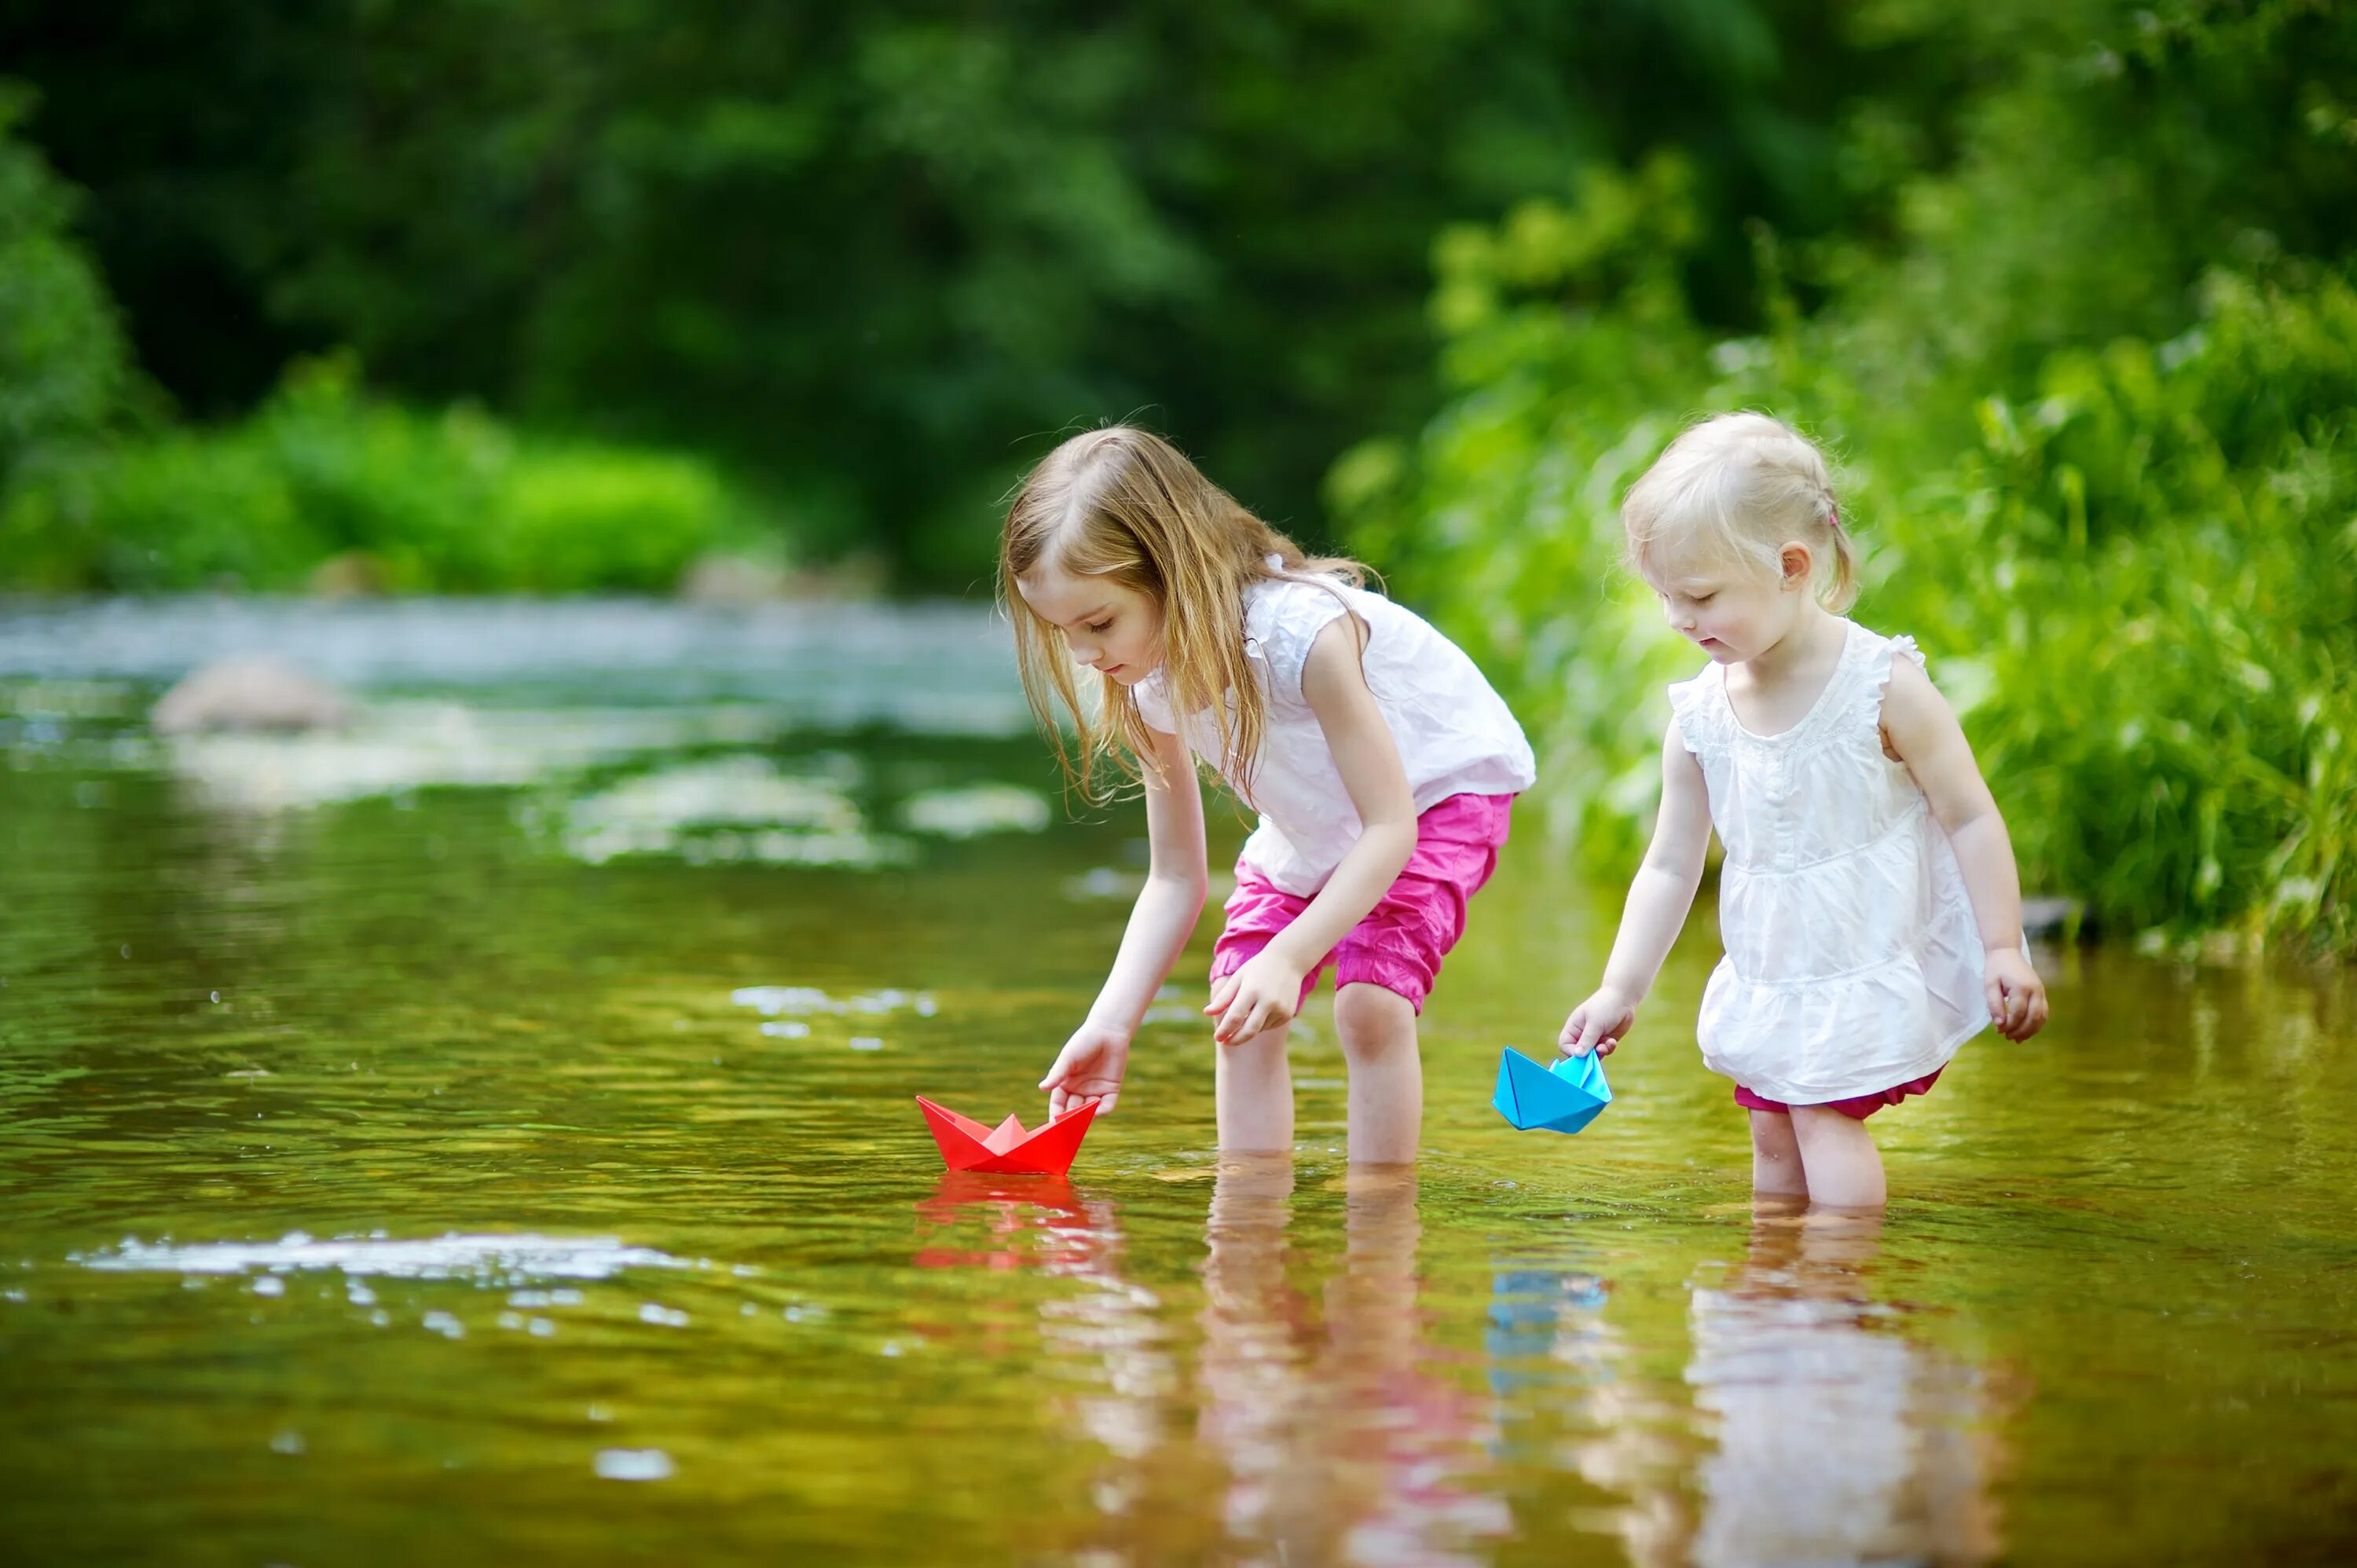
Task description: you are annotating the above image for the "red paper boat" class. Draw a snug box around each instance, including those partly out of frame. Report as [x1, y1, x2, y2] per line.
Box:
[915, 1096, 1098, 1176]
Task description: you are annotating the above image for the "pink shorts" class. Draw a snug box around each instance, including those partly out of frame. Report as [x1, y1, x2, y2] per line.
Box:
[1733, 1068, 1945, 1121]
[1210, 793, 1514, 1017]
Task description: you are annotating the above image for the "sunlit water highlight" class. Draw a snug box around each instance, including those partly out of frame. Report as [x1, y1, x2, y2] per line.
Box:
[74, 1233, 702, 1280]
[2, 597, 2353, 1564]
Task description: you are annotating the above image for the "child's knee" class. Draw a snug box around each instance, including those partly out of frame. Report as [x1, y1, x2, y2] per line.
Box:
[1332, 983, 1416, 1064]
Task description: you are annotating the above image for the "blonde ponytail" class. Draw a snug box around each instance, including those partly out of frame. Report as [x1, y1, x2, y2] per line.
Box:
[1822, 498, 1859, 612]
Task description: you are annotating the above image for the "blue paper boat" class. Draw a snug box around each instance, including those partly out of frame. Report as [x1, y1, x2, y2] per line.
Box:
[1493, 1047, 1612, 1134]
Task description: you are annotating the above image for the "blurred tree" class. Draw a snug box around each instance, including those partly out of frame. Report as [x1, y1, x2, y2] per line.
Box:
[0, 87, 128, 459]
[0, 2, 328, 416]
[0, 0, 1924, 583]
[0, 86, 141, 583]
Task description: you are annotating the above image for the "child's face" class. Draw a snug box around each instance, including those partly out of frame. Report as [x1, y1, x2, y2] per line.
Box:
[1016, 563, 1166, 686]
[1647, 548, 1809, 664]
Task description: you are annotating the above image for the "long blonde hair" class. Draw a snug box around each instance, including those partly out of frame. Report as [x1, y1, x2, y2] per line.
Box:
[1002, 426, 1366, 804]
[1622, 412, 1859, 610]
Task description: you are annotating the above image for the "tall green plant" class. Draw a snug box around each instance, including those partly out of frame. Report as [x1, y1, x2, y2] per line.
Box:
[1339, 3, 2357, 953]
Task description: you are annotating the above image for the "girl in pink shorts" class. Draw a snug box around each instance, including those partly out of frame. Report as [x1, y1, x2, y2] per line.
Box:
[1003, 427, 1534, 1163]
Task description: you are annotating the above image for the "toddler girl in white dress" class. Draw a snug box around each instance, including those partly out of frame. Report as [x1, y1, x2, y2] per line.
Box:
[1556, 413, 2048, 1207]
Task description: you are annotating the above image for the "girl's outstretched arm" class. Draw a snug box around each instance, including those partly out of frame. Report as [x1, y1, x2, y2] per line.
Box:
[1560, 722, 1712, 1058]
[1207, 614, 1417, 1046]
[1879, 657, 2048, 1040]
[1040, 724, 1211, 1116]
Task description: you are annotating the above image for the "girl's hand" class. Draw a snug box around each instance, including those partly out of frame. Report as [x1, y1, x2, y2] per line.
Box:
[1984, 950, 2048, 1042]
[1558, 986, 1637, 1058]
[1039, 1022, 1131, 1118]
[1204, 951, 1306, 1046]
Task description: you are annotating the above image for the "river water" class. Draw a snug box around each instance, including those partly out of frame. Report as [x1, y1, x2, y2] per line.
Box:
[2, 597, 2351, 1564]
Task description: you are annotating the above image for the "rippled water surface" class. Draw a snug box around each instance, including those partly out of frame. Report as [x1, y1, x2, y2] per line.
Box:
[3, 598, 2353, 1565]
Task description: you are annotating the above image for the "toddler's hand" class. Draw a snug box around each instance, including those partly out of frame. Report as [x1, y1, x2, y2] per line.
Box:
[1040, 1021, 1131, 1118]
[1204, 951, 1305, 1046]
[1558, 986, 1636, 1059]
[1984, 950, 2048, 1042]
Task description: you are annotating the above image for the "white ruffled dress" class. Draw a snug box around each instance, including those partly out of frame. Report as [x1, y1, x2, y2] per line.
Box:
[1670, 621, 1990, 1104]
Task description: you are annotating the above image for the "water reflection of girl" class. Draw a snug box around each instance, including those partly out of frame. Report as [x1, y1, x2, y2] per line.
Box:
[1486, 1265, 1706, 1565]
[1197, 1159, 1509, 1563]
[1686, 1208, 2001, 1566]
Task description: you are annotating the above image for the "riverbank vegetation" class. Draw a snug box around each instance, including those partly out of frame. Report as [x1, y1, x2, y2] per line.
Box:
[0, 1, 2037, 587]
[2, 3, 2351, 951]
[1331, 3, 2357, 954]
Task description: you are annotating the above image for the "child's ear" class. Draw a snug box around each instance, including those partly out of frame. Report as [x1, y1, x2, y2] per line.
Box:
[1778, 543, 1813, 592]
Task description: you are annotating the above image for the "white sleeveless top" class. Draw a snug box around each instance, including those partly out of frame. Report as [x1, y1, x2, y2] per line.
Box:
[1668, 621, 1990, 1102]
[1135, 573, 1534, 897]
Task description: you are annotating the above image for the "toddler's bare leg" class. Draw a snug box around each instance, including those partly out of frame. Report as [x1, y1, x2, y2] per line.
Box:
[1749, 1109, 1809, 1198]
[1788, 1105, 1887, 1209]
[1216, 1021, 1294, 1153]
[1334, 983, 1420, 1164]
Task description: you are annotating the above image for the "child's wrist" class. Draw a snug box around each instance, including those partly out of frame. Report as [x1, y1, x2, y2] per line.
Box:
[1083, 1006, 1139, 1041]
[1256, 938, 1314, 975]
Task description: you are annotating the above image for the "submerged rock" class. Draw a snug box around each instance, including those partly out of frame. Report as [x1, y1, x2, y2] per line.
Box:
[677, 551, 794, 606]
[152, 656, 357, 735]
[306, 551, 390, 599]
[676, 549, 890, 605]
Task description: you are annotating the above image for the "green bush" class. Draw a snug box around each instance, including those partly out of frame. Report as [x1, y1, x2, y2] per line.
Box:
[490, 446, 746, 593]
[1942, 276, 2357, 951]
[2, 354, 770, 593]
[1336, 7, 2357, 955]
